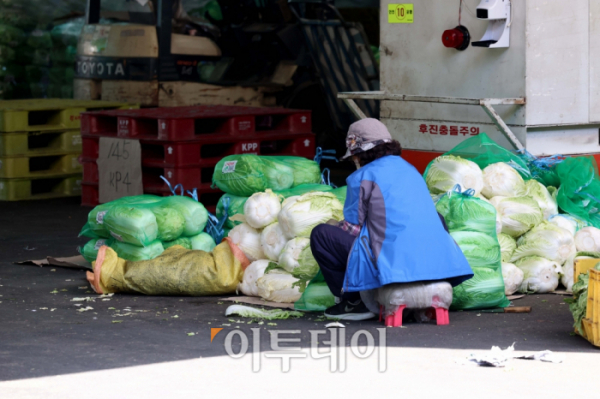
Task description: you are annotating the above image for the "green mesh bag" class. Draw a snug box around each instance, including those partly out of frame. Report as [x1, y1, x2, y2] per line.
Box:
[79, 238, 115, 263]
[436, 188, 509, 310]
[424, 133, 531, 180]
[110, 240, 165, 262]
[80, 195, 162, 238]
[556, 157, 600, 228]
[270, 156, 322, 186]
[212, 155, 321, 196]
[294, 272, 336, 312]
[216, 193, 248, 230]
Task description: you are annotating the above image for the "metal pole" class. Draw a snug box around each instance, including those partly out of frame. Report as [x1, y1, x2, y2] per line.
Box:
[85, 0, 101, 24]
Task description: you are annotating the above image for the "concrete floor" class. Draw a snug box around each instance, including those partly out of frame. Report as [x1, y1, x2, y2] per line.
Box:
[0, 198, 598, 395]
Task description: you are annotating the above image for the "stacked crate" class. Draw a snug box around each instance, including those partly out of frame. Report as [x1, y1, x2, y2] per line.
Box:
[80, 105, 316, 212]
[0, 99, 138, 201]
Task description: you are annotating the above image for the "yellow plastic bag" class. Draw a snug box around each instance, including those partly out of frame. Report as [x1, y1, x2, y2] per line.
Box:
[87, 239, 249, 296]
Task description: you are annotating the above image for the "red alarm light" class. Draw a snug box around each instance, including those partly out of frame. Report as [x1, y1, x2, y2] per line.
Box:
[442, 26, 470, 51]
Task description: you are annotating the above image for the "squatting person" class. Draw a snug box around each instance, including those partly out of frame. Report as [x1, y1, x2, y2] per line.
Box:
[310, 118, 474, 320]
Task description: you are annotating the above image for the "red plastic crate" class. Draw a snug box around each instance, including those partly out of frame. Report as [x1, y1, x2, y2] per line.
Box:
[140, 132, 316, 167]
[81, 105, 312, 139]
[82, 132, 316, 168]
[81, 182, 99, 207]
[82, 158, 98, 183]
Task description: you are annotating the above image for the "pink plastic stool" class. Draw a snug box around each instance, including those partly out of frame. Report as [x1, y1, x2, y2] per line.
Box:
[379, 305, 450, 327]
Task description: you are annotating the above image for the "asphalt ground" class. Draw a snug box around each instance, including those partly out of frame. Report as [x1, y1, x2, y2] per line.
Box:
[0, 198, 597, 383]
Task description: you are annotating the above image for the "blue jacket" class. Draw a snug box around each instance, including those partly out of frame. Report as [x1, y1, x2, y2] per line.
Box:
[343, 155, 473, 293]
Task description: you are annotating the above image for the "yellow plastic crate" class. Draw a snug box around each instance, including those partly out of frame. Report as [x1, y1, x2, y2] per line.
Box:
[0, 154, 82, 178]
[581, 269, 600, 347]
[0, 130, 81, 157]
[0, 175, 82, 201]
[0, 99, 139, 133]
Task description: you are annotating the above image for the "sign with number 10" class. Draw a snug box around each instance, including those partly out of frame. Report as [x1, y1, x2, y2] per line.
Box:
[388, 4, 414, 24]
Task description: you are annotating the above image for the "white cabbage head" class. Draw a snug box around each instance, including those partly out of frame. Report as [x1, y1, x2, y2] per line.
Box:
[425, 155, 484, 195]
[510, 221, 576, 264]
[237, 260, 270, 297]
[256, 270, 302, 303]
[525, 180, 558, 220]
[228, 223, 265, 262]
[279, 237, 311, 272]
[244, 189, 281, 229]
[498, 233, 517, 262]
[260, 222, 288, 261]
[481, 162, 526, 199]
[549, 215, 578, 237]
[490, 196, 543, 237]
[278, 192, 343, 239]
[501, 262, 524, 295]
[515, 256, 562, 293]
[574, 227, 600, 252]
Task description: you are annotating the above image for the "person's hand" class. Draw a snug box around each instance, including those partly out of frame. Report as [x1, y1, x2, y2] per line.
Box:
[326, 219, 339, 226]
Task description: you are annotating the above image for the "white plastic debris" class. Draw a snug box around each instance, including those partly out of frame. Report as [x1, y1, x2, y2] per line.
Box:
[457, 344, 564, 367]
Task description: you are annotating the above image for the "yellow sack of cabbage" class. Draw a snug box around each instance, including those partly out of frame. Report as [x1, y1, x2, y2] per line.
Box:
[86, 240, 247, 296]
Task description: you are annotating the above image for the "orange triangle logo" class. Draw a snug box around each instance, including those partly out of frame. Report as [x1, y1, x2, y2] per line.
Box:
[210, 328, 224, 342]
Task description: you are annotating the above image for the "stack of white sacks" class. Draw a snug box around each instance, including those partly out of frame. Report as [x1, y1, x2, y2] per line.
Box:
[427, 157, 600, 294]
[229, 190, 344, 303]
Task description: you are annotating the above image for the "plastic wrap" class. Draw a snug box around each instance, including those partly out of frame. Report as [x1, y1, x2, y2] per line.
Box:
[364, 281, 453, 317]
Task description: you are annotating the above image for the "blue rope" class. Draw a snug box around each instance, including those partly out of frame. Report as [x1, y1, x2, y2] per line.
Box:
[450, 184, 474, 197]
[314, 147, 338, 165]
[160, 176, 184, 196]
[186, 188, 199, 202]
[205, 212, 226, 243]
[320, 168, 337, 188]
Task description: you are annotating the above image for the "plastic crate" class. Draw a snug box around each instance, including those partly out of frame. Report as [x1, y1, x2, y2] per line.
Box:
[80, 105, 312, 139]
[0, 174, 82, 201]
[81, 158, 98, 184]
[0, 153, 82, 178]
[0, 130, 81, 157]
[82, 132, 316, 168]
[581, 268, 600, 347]
[0, 99, 138, 133]
[81, 182, 99, 207]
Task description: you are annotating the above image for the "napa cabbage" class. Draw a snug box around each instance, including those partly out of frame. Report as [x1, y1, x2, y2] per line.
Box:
[574, 226, 600, 252]
[515, 256, 562, 293]
[228, 223, 264, 261]
[490, 196, 543, 237]
[501, 262, 524, 295]
[498, 233, 517, 262]
[510, 221, 576, 264]
[278, 192, 344, 238]
[260, 222, 288, 261]
[481, 162, 527, 199]
[237, 259, 271, 297]
[525, 179, 558, 220]
[256, 269, 303, 303]
[425, 155, 484, 195]
[244, 189, 281, 229]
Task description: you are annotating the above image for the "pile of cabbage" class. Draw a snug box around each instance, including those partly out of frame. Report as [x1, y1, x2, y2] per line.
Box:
[233, 189, 344, 304]
[79, 195, 215, 263]
[426, 152, 598, 296]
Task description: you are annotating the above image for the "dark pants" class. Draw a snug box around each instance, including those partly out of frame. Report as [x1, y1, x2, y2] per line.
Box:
[309, 213, 450, 303]
[310, 224, 360, 302]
